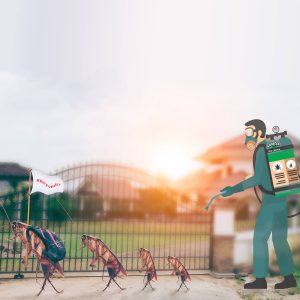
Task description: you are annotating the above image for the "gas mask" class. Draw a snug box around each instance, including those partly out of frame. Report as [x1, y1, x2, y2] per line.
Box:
[245, 127, 258, 151]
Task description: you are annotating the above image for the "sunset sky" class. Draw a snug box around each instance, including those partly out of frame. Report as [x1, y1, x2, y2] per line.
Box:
[1, 1, 300, 180]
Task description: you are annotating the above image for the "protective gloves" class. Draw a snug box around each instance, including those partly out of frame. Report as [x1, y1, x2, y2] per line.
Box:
[221, 182, 244, 197]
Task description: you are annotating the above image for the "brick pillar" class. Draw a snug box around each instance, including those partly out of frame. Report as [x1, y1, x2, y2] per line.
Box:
[210, 204, 235, 274]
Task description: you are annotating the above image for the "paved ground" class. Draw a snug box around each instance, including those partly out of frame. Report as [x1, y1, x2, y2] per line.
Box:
[0, 275, 299, 300]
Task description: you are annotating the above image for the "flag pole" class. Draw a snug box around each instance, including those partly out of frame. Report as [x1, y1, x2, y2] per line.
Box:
[27, 169, 32, 224]
[24, 168, 32, 267]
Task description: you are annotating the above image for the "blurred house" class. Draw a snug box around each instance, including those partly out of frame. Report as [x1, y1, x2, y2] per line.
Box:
[76, 176, 140, 216]
[74, 173, 177, 218]
[0, 162, 29, 195]
[177, 134, 300, 219]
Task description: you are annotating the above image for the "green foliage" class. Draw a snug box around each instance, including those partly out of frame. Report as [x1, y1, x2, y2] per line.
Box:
[77, 196, 103, 219]
[110, 198, 129, 212]
[0, 187, 179, 221]
[46, 192, 78, 221]
[137, 187, 177, 216]
[21, 192, 43, 221]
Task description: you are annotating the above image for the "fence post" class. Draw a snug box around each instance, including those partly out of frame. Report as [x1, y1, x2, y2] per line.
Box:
[210, 203, 235, 276]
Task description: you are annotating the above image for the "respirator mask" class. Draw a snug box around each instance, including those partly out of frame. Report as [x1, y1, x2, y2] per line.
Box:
[245, 127, 258, 151]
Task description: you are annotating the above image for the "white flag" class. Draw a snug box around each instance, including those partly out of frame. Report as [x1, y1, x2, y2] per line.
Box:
[31, 170, 64, 195]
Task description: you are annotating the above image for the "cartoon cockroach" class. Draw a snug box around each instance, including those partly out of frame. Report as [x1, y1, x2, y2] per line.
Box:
[11, 221, 39, 271]
[138, 248, 157, 290]
[11, 221, 29, 248]
[82, 234, 127, 291]
[167, 256, 191, 291]
[12, 221, 65, 296]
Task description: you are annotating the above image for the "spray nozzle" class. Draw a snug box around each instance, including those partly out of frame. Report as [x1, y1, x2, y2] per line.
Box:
[204, 192, 224, 211]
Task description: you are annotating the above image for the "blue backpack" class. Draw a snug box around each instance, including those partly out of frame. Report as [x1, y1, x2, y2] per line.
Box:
[26, 226, 66, 263]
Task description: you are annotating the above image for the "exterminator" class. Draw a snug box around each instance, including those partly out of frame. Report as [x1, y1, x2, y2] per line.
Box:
[221, 119, 297, 289]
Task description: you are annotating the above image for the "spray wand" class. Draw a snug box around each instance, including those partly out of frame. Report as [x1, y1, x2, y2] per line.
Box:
[204, 192, 225, 211]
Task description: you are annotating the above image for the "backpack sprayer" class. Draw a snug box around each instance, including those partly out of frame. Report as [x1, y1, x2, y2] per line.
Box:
[205, 126, 300, 217]
[262, 126, 300, 197]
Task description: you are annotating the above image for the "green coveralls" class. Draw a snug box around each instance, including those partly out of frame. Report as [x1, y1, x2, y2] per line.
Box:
[235, 139, 294, 278]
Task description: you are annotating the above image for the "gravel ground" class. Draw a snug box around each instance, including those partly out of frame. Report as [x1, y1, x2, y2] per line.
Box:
[0, 274, 299, 300]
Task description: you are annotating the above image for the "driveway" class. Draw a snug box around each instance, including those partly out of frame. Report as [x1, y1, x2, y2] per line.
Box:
[0, 274, 298, 300]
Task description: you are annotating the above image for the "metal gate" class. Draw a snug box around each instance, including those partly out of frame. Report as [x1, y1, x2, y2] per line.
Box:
[0, 163, 211, 275]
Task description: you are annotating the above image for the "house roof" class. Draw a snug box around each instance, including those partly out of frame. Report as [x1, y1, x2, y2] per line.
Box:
[197, 133, 300, 164]
[0, 163, 29, 181]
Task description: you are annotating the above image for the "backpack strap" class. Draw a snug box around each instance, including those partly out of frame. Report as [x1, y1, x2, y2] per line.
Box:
[253, 143, 275, 196]
[39, 228, 45, 239]
[46, 229, 63, 248]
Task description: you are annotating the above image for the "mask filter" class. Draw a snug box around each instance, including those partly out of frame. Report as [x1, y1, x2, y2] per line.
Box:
[245, 136, 257, 151]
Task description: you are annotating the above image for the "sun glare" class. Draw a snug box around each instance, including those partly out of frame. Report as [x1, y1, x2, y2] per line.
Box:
[147, 142, 198, 181]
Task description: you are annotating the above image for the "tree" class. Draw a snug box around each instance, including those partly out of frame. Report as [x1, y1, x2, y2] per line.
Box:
[46, 192, 78, 221]
[138, 187, 177, 216]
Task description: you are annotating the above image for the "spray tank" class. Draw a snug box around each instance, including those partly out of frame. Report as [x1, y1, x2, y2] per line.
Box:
[252, 126, 300, 217]
[263, 126, 300, 198]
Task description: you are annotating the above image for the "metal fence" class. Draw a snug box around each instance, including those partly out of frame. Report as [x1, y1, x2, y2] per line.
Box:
[0, 163, 211, 275]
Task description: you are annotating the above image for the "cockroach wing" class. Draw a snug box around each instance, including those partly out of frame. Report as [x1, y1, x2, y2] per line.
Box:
[149, 255, 157, 280]
[185, 270, 192, 281]
[179, 263, 191, 281]
[172, 258, 191, 282]
[103, 245, 127, 277]
[114, 255, 127, 277]
[153, 270, 158, 280]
